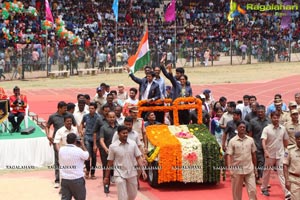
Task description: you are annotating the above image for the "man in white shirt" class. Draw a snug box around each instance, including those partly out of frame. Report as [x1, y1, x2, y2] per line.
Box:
[117, 84, 128, 105]
[236, 95, 251, 120]
[74, 94, 89, 113]
[74, 100, 89, 130]
[261, 112, 290, 198]
[124, 88, 139, 106]
[123, 87, 139, 117]
[115, 105, 125, 125]
[154, 66, 166, 98]
[54, 115, 78, 151]
[59, 133, 89, 200]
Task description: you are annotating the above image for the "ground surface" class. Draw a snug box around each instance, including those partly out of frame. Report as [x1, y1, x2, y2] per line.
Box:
[0, 61, 299, 199]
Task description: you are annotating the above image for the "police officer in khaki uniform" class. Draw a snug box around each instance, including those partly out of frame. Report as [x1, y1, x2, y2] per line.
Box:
[284, 109, 300, 146]
[129, 107, 147, 149]
[282, 101, 298, 124]
[283, 131, 300, 200]
[227, 120, 257, 200]
[274, 99, 290, 125]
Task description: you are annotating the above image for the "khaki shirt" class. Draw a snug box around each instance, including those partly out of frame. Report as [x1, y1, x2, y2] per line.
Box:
[227, 135, 257, 174]
[283, 145, 300, 175]
[284, 121, 300, 145]
[107, 139, 142, 178]
[261, 124, 289, 159]
[93, 94, 106, 113]
[281, 111, 291, 125]
[219, 112, 233, 128]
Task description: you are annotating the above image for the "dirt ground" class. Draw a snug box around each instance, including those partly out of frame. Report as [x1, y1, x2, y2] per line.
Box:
[1, 61, 300, 200]
[0, 61, 300, 90]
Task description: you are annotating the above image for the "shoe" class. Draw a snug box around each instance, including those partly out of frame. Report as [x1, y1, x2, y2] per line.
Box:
[104, 185, 110, 193]
[54, 182, 60, 189]
[285, 194, 291, 200]
[16, 127, 21, 132]
[267, 185, 271, 188]
[91, 175, 96, 180]
[85, 172, 89, 179]
[10, 127, 17, 133]
[261, 189, 270, 196]
[110, 176, 115, 184]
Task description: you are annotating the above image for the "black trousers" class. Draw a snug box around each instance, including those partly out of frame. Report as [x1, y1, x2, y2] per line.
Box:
[8, 112, 24, 129]
[100, 149, 113, 181]
[256, 149, 265, 178]
[53, 145, 60, 183]
[178, 110, 190, 125]
[61, 177, 86, 200]
[84, 139, 96, 175]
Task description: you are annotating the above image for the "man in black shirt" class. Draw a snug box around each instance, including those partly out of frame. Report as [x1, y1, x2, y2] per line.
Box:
[222, 109, 249, 152]
[248, 105, 270, 184]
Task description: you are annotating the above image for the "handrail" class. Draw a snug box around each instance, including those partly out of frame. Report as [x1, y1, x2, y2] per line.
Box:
[137, 97, 202, 126]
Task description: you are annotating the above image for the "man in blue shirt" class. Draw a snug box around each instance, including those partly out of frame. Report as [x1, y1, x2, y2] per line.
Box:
[80, 102, 99, 179]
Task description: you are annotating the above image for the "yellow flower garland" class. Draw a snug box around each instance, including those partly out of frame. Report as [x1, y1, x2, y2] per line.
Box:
[146, 125, 183, 183]
[146, 147, 160, 163]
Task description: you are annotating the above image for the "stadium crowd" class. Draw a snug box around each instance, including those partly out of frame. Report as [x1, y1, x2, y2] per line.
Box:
[0, 0, 299, 77]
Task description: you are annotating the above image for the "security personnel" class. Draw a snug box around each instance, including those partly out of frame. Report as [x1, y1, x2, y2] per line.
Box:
[284, 109, 300, 146]
[283, 131, 300, 200]
[227, 120, 257, 200]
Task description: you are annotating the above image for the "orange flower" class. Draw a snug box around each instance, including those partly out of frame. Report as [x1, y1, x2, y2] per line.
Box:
[146, 125, 183, 183]
[137, 97, 202, 126]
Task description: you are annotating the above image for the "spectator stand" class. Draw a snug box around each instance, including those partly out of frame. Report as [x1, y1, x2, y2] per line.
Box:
[1, 0, 300, 81]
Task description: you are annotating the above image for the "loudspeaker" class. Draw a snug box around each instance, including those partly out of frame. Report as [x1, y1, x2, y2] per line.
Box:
[21, 126, 35, 135]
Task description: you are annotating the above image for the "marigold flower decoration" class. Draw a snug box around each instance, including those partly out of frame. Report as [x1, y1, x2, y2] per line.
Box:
[146, 125, 183, 183]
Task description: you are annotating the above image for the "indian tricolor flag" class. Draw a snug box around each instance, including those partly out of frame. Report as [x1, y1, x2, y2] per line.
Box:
[128, 29, 150, 74]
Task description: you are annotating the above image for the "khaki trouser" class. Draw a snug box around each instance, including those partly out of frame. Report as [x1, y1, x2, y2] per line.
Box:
[261, 158, 289, 196]
[289, 174, 300, 200]
[231, 172, 257, 200]
[115, 176, 138, 200]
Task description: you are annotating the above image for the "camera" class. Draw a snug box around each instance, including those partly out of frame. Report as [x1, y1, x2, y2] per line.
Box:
[76, 136, 82, 145]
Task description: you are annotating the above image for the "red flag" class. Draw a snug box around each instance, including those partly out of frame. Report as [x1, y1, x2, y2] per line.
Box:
[45, 0, 54, 23]
[165, 0, 176, 22]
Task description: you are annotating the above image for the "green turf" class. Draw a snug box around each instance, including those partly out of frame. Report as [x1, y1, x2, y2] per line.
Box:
[0, 118, 46, 139]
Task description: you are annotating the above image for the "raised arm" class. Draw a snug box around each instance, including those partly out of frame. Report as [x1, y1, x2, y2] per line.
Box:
[126, 67, 143, 85]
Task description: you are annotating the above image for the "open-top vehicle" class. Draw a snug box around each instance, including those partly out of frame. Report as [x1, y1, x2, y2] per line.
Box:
[137, 97, 222, 187]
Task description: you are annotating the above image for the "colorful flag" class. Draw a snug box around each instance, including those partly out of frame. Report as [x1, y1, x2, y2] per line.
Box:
[112, 0, 119, 22]
[281, 0, 292, 29]
[227, 0, 235, 21]
[127, 29, 150, 74]
[165, 0, 176, 22]
[45, 0, 54, 23]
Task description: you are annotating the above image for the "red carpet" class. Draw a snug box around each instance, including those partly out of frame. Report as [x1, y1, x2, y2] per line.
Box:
[139, 171, 284, 200]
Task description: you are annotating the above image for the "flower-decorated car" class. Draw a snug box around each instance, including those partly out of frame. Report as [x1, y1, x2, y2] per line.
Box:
[138, 97, 222, 187]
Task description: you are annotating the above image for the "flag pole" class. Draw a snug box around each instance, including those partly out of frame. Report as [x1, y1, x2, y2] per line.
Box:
[230, 21, 233, 65]
[46, 30, 48, 76]
[174, 11, 177, 68]
[115, 22, 117, 68]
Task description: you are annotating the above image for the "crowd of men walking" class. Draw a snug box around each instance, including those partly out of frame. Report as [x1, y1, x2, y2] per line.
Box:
[44, 61, 300, 199]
